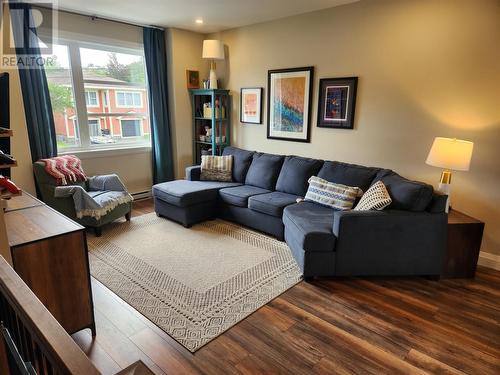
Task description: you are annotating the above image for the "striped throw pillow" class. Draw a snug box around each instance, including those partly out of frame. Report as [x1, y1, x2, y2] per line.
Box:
[305, 176, 363, 210]
[200, 155, 233, 182]
[354, 180, 392, 211]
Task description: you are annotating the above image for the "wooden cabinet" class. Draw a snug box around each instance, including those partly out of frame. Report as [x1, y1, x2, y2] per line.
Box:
[443, 209, 485, 278]
[3, 193, 95, 335]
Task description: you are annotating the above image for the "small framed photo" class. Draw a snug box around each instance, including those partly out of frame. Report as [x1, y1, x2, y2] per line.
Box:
[186, 70, 200, 89]
[317, 77, 358, 129]
[240, 87, 263, 124]
[267, 67, 314, 142]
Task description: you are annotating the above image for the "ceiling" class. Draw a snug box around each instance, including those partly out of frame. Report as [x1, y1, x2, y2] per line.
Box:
[55, 0, 359, 33]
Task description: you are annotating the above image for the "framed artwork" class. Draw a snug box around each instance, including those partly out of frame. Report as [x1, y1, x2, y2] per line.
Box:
[317, 77, 358, 129]
[186, 70, 200, 89]
[267, 66, 314, 142]
[240, 87, 263, 124]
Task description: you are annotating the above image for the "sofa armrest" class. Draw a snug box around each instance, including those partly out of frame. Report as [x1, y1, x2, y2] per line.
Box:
[54, 185, 88, 198]
[426, 192, 448, 213]
[88, 174, 127, 192]
[332, 210, 447, 276]
[186, 165, 201, 181]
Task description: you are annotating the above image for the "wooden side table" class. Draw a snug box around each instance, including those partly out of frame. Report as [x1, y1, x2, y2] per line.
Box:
[443, 209, 485, 278]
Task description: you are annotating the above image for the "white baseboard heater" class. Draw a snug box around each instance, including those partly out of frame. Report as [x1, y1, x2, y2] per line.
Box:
[131, 190, 152, 200]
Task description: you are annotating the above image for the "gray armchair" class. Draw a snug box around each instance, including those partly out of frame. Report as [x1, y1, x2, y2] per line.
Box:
[33, 161, 133, 236]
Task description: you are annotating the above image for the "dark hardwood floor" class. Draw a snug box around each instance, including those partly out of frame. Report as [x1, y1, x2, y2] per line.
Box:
[73, 199, 500, 375]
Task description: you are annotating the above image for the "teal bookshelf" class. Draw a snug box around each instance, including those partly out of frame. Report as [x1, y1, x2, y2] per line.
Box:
[190, 89, 231, 164]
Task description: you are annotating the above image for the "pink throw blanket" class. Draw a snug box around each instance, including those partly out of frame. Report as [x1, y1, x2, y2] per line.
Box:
[40, 155, 87, 186]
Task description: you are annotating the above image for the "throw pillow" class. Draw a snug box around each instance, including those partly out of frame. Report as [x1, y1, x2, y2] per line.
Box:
[354, 180, 392, 211]
[200, 155, 233, 182]
[304, 176, 363, 210]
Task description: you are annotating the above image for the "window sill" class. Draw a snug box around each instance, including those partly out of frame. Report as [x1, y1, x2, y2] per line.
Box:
[58, 145, 152, 160]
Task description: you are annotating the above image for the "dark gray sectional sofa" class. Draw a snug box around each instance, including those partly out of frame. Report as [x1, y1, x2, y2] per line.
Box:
[153, 147, 447, 278]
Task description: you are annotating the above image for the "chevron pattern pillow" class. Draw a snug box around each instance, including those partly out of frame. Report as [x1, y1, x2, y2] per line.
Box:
[354, 180, 392, 211]
[200, 155, 233, 182]
[305, 176, 363, 210]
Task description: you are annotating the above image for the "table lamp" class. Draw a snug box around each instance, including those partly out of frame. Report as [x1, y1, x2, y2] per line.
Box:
[426, 137, 474, 212]
[202, 40, 224, 89]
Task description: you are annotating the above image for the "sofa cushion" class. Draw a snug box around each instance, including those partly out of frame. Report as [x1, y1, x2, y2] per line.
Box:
[248, 191, 301, 217]
[153, 180, 241, 208]
[374, 170, 433, 212]
[305, 176, 362, 210]
[283, 202, 337, 252]
[222, 146, 254, 183]
[90, 191, 131, 208]
[318, 161, 379, 193]
[200, 155, 233, 182]
[245, 152, 285, 190]
[275, 156, 323, 196]
[219, 185, 271, 207]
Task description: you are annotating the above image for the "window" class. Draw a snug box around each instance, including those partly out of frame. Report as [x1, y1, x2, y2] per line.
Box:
[44, 44, 80, 149]
[121, 119, 142, 137]
[85, 91, 99, 107]
[116, 91, 142, 108]
[45, 42, 151, 152]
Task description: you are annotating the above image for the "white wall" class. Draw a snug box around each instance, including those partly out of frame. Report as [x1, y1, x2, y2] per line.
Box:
[210, 0, 500, 256]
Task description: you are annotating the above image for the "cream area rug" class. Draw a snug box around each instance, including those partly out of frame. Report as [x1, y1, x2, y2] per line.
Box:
[87, 213, 302, 352]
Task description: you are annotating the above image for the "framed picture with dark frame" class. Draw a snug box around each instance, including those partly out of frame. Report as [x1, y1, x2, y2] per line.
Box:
[317, 77, 358, 129]
[240, 87, 263, 124]
[267, 66, 314, 143]
[186, 69, 200, 89]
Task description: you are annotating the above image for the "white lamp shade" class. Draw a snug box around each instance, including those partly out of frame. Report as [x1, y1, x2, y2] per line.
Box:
[202, 40, 224, 60]
[426, 137, 474, 171]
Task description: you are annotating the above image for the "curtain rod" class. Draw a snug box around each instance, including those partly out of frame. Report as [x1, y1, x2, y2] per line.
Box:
[34, 4, 165, 31]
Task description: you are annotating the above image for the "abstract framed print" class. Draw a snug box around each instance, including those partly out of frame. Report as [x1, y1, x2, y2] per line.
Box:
[240, 87, 263, 124]
[317, 77, 358, 129]
[267, 66, 314, 142]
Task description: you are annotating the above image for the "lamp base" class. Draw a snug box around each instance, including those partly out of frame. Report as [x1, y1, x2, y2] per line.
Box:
[209, 68, 218, 89]
[437, 170, 452, 213]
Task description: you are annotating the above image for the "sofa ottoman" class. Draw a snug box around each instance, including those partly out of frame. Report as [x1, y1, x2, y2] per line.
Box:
[153, 180, 240, 227]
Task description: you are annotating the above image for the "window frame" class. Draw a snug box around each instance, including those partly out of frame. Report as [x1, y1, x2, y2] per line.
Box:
[45, 38, 151, 154]
[85, 90, 100, 108]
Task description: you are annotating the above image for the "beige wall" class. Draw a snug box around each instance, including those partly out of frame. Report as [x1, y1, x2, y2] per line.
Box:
[8, 68, 36, 195]
[167, 28, 208, 178]
[210, 0, 500, 256]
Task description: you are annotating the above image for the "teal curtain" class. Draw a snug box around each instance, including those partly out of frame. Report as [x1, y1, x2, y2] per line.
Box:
[9, 2, 57, 162]
[143, 27, 174, 184]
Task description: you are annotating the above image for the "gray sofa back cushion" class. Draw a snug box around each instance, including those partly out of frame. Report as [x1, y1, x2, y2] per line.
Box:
[222, 146, 254, 183]
[245, 152, 285, 190]
[374, 170, 434, 212]
[318, 161, 380, 193]
[276, 156, 323, 196]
